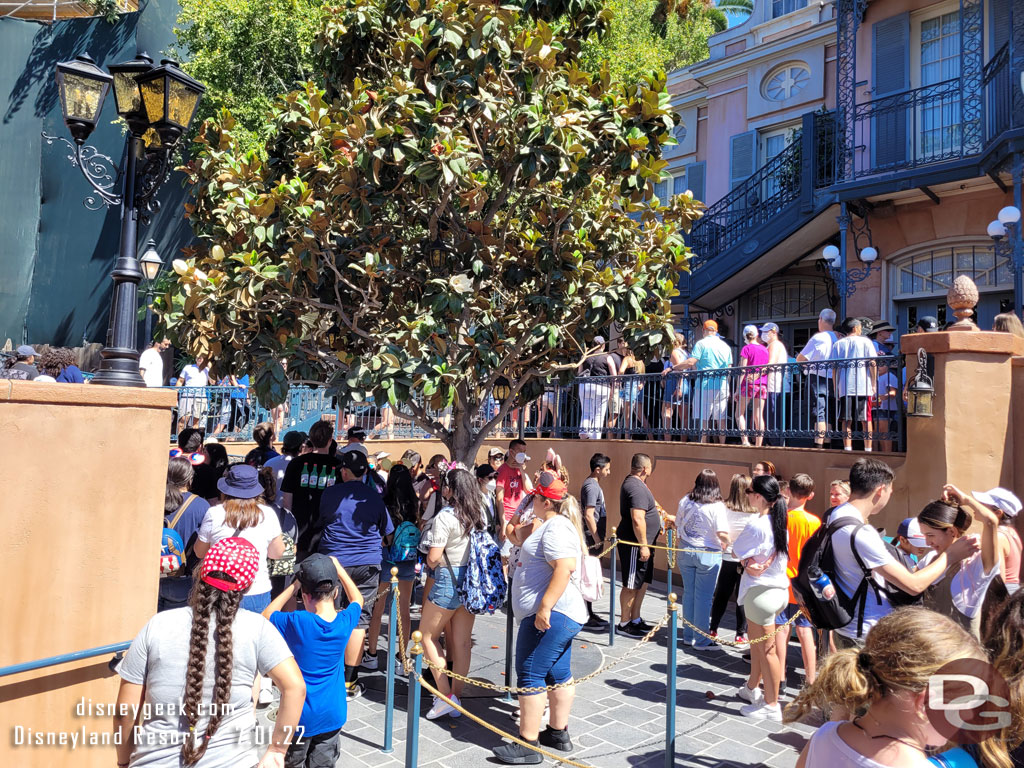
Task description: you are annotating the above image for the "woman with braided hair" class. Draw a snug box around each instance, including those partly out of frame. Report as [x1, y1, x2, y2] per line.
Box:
[114, 538, 305, 768]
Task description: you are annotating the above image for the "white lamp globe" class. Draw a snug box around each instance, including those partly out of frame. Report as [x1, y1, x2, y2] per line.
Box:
[988, 220, 1008, 239]
[860, 246, 878, 263]
[998, 206, 1021, 225]
[822, 244, 840, 267]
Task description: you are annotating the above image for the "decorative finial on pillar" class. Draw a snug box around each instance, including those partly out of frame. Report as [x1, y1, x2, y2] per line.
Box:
[947, 275, 980, 331]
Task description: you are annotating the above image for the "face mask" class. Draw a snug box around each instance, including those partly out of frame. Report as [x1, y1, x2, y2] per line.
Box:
[515, 452, 528, 465]
[485, 480, 497, 494]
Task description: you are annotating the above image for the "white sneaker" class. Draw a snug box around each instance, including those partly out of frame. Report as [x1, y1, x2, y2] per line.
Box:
[425, 694, 461, 720]
[691, 641, 721, 651]
[740, 701, 782, 722]
[360, 652, 379, 671]
[736, 684, 764, 705]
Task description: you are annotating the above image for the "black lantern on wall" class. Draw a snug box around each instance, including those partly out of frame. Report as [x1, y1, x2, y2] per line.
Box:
[907, 348, 934, 417]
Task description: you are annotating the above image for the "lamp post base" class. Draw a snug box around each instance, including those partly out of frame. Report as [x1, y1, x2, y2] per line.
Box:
[91, 347, 145, 387]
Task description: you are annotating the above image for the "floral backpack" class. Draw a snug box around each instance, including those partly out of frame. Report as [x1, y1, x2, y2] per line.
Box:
[446, 527, 507, 615]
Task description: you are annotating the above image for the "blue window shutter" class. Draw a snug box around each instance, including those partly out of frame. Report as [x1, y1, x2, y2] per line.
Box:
[992, 0, 1010, 51]
[673, 172, 688, 197]
[872, 13, 910, 169]
[654, 179, 669, 202]
[686, 162, 706, 203]
[729, 131, 757, 189]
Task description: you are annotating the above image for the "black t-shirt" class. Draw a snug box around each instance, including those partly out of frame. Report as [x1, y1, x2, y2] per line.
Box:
[618, 475, 659, 544]
[580, 477, 606, 520]
[583, 352, 613, 378]
[282, 452, 342, 555]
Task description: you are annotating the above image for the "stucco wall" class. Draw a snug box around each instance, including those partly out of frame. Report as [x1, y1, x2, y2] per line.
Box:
[1, 383, 177, 768]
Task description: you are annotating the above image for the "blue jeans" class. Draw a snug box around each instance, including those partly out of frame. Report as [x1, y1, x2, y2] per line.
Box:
[515, 611, 583, 694]
[678, 548, 722, 647]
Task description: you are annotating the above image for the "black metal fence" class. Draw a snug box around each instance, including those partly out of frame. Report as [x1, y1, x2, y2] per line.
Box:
[169, 356, 906, 452]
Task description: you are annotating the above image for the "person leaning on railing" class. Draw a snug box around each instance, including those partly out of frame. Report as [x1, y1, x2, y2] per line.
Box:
[796, 308, 838, 448]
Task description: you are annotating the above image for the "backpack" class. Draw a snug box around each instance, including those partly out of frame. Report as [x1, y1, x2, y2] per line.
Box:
[579, 554, 604, 603]
[389, 521, 421, 563]
[794, 517, 920, 637]
[449, 528, 507, 615]
[160, 495, 200, 578]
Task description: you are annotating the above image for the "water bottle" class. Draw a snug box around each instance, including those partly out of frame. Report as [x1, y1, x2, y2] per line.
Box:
[807, 566, 836, 601]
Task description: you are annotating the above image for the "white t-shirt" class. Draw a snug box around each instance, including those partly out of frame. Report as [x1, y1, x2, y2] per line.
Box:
[732, 515, 789, 602]
[263, 454, 293, 508]
[180, 364, 209, 388]
[829, 503, 898, 639]
[799, 330, 838, 372]
[675, 496, 729, 550]
[723, 507, 756, 562]
[421, 507, 472, 566]
[139, 347, 164, 387]
[766, 339, 788, 393]
[198, 503, 282, 596]
[806, 721, 917, 768]
[831, 335, 877, 397]
[917, 545, 1000, 620]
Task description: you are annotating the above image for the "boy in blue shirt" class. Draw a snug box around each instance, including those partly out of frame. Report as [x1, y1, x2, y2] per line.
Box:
[264, 554, 363, 767]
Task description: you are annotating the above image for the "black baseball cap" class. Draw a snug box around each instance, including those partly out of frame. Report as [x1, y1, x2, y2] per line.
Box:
[346, 426, 367, 441]
[339, 449, 369, 476]
[918, 316, 939, 332]
[476, 463, 498, 480]
[295, 554, 338, 593]
[282, 430, 307, 453]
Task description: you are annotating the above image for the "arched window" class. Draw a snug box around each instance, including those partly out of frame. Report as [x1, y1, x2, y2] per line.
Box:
[742, 278, 831, 323]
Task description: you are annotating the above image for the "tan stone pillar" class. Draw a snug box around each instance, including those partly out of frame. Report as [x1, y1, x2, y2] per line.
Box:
[900, 331, 1024, 518]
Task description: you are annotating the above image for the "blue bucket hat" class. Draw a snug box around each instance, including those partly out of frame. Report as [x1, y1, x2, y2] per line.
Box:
[217, 463, 264, 499]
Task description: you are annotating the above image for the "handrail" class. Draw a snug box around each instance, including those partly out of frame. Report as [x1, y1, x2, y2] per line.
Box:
[0, 641, 130, 678]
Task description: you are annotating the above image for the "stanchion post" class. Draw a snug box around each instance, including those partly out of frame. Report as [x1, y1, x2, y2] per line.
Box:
[405, 631, 424, 768]
[503, 596, 515, 703]
[383, 567, 399, 754]
[666, 528, 674, 602]
[665, 593, 678, 768]
[609, 526, 617, 647]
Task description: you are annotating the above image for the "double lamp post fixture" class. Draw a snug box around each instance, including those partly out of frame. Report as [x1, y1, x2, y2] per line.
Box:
[987, 205, 1024, 320]
[818, 201, 879, 320]
[48, 52, 203, 387]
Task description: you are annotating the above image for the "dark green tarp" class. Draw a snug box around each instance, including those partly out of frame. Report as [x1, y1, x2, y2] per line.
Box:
[0, 0, 194, 347]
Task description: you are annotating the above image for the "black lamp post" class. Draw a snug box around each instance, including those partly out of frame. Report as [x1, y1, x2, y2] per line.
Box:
[47, 53, 203, 387]
[140, 239, 163, 348]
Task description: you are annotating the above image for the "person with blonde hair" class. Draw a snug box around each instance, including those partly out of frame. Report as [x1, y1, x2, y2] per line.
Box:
[784, 607, 995, 768]
[709, 474, 756, 643]
[993, 311, 1024, 339]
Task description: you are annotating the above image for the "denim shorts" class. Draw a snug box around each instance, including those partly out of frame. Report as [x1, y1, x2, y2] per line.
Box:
[515, 611, 583, 693]
[380, 558, 417, 583]
[241, 591, 271, 613]
[774, 602, 813, 629]
[428, 565, 465, 610]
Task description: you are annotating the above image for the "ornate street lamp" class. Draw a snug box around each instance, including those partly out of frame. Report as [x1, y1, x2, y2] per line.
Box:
[818, 216, 879, 319]
[988, 204, 1023, 320]
[46, 52, 204, 387]
[427, 237, 447, 270]
[906, 348, 934, 418]
[139, 239, 163, 349]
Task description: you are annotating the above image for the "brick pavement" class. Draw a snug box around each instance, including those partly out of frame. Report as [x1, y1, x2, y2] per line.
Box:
[258, 577, 819, 767]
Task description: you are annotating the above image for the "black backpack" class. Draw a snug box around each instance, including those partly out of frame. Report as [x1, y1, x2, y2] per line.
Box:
[795, 517, 921, 637]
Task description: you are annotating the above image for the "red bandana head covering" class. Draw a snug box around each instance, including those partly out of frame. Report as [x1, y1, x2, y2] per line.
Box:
[200, 537, 259, 593]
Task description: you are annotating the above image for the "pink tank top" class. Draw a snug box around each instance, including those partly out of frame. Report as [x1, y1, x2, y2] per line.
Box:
[1001, 527, 1021, 586]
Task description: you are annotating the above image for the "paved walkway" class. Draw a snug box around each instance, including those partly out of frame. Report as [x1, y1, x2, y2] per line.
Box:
[260, 576, 818, 767]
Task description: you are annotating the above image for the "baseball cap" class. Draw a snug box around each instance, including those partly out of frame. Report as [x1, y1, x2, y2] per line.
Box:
[896, 517, 928, 548]
[593, 335, 606, 345]
[476, 463, 498, 480]
[918, 316, 939, 332]
[339, 443, 369, 456]
[972, 487, 1022, 519]
[742, 324, 759, 338]
[374, 451, 390, 461]
[346, 426, 367, 441]
[339, 449, 369, 476]
[200, 538, 260, 593]
[760, 322, 779, 335]
[534, 471, 567, 501]
[703, 319, 718, 332]
[295, 554, 339, 593]
[401, 449, 422, 467]
[16, 344, 41, 357]
[488, 447, 505, 458]
[281, 430, 307, 453]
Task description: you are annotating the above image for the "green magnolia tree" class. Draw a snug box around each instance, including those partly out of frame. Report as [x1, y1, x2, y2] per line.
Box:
[158, 0, 704, 462]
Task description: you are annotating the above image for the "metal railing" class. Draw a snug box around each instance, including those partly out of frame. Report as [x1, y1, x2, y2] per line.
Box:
[169, 356, 905, 451]
[984, 43, 1012, 143]
[0, 641, 129, 678]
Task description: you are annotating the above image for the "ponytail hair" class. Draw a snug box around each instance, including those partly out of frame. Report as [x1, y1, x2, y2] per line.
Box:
[918, 500, 973, 534]
[180, 577, 243, 766]
[751, 474, 788, 557]
[556, 494, 588, 551]
[165, 457, 194, 515]
[784, 607, 984, 724]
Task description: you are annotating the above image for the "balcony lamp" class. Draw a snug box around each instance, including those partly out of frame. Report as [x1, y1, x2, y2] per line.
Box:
[988, 220, 1008, 241]
[427, 237, 446, 270]
[998, 206, 1022, 225]
[822, 244, 840, 268]
[134, 59, 205, 147]
[140, 240, 163, 283]
[907, 348, 934, 418]
[55, 55, 113, 145]
[107, 51, 154, 119]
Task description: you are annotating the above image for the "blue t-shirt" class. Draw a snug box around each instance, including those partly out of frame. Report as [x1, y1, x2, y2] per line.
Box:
[160, 493, 211, 603]
[230, 374, 250, 400]
[318, 481, 395, 567]
[268, 604, 360, 736]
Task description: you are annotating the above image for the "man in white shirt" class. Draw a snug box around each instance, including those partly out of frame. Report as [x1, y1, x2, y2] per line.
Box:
[760, 323, 788, 444]
[797, 308, 837, 447]
[828, 459, 978, 649]
[830, 318, 877, 451]
[176, 355, 210, 432]
[139, 339, 169, 387]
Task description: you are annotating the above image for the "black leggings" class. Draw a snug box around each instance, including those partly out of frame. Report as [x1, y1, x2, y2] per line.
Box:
[709, 560, 747, 636]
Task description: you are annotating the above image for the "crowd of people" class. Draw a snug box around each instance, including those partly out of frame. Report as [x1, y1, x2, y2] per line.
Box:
[124, 426, 1024, 768]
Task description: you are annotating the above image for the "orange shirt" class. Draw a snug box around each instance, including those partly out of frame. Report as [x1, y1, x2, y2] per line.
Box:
[786, 506, 821, 604]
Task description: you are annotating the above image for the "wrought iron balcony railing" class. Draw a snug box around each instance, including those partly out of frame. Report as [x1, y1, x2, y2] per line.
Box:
[984, 42, 1012, 143]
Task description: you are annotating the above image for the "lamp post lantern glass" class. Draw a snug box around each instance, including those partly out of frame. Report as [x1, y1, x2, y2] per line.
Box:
[55, 55, 112, 144]
[140, 240, 162, 282]
[822, 244, 840, 268]
[107, 52, 154, 118]
[134, 60, 205, 146]
[428, 238, 446, 270]
[907, 349, 934, 418]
